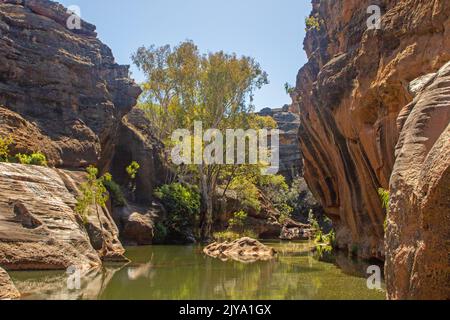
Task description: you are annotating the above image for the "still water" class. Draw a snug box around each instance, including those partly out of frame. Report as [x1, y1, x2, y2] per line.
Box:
[10, 241, 385, 300]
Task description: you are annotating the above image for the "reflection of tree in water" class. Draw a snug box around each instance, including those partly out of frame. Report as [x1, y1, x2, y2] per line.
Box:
[11, 243, 386, 300]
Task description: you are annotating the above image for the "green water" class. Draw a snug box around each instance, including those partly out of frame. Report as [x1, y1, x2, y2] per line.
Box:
[10, 241, 385, 300]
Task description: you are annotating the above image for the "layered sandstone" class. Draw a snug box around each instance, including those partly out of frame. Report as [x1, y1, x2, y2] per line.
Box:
[0, 0, 138, 274]
[0, 163, 101, 270]
[0, 163, 127, 271]
[386, 62, 450, 300]
[0, 0, 141, 168]
[0, 266, 20, 300]
[294, 0, 450, 260]
[259, 106, 302, 180]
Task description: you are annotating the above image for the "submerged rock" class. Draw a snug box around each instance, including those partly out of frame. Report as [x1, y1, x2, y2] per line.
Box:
[0, 267, 20, 300]
[204, 238, 276, 263]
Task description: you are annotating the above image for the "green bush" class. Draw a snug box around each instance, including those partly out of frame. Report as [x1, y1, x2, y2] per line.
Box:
[126, 161, 140, 179]
[228, 210, 248, 232]
[213, 230, 257, 242]
[229, 177, 261, 213]
[0, 135, 13, 162]
[153, 222, 168, 243]
[154, 183, 201, 236]
[103, 178, 126, 207]
[378, 188, 390, 211]
[305, 15, 321, 31]
[15, 152, 48, 166]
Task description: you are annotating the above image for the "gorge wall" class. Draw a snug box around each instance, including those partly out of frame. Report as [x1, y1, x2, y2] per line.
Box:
[294, 0, 449, 298]
[259, 105, 302, 181]
[0, 0, 141, 169]
[0, 0, 146, 295]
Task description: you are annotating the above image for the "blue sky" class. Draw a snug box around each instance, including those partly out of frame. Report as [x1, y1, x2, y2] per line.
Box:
[59, 0, 311, 110]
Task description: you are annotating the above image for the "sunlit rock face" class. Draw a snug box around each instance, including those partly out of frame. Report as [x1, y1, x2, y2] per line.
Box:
[294, 0, 450, 299]
[0, 267, 20, 300]
[0, 0, 141, 169]
[0, 163, 127, 271]
[0, 163, 102, 271]
[386, 62, 450, 300]
[294, 0, 450, 259]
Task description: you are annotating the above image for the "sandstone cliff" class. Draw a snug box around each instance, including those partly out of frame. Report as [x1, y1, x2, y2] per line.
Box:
[386, 62, 450, 300]
[0, 0, 141, 279]
[0, 163, 126, 269]
[0, 0, 141, 169]
[0, 266, 20, 299]
[294, 0, 449, 298]
[294, 0, 450, 259]
[259, 106, 302, 180]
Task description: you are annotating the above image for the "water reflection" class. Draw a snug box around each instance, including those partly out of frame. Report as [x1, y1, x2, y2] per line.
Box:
[10, 242, 385, 300]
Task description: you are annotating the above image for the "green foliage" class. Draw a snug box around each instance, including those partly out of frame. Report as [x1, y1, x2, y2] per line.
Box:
[228, 210, 248, 231]
[75, 166, 110, 224]
[15, 152, 48, 166]
[133, 41, 269, 239]
[1, 135, 48, 167]
[0, 135, 13, 162]
[378, 188, 390, 211]
[213, 230, 257, 242]
[103, 178, 126, 207]
[154, 183, 201, 234]
[284, 82, 295, 95]
[257, 174, 294, 223]
[229, 177, 261, 213]
[351, 244, 359, 257]
[126, 161, 140, 180]
[309, 209, 336, 258]
[278, 203, 294, 224]
[153, 222, 168, 243]
[314, 244, 334, 261]
[305, 15, 321, 32]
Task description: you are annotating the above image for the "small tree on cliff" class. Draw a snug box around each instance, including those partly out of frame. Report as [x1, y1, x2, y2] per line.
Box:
[126, 161, 140, 201]
[133, 41, 268, 241]
[75, 166, 111, 252]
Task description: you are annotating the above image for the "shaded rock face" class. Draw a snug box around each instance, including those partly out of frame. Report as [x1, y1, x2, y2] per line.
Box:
[386, 62, 450, 300]
[110, 107, 168, 204]
[0, 0, 141, 168]
[108, 108, 169, 245]
[0, 163, 102, 271]
[112, 203, 166, 246]
[0, 266, 20, 300]
[259, 106, 302, 181]
[294, 0, 450, 260]
[204, 238, 276, 263]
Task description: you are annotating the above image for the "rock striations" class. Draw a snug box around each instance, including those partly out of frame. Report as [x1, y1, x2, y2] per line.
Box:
[0, 0, 140, 293]
[294, 0, 450, 298]
[0, 0, 141, 168]
[259, 106, 302, 181]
